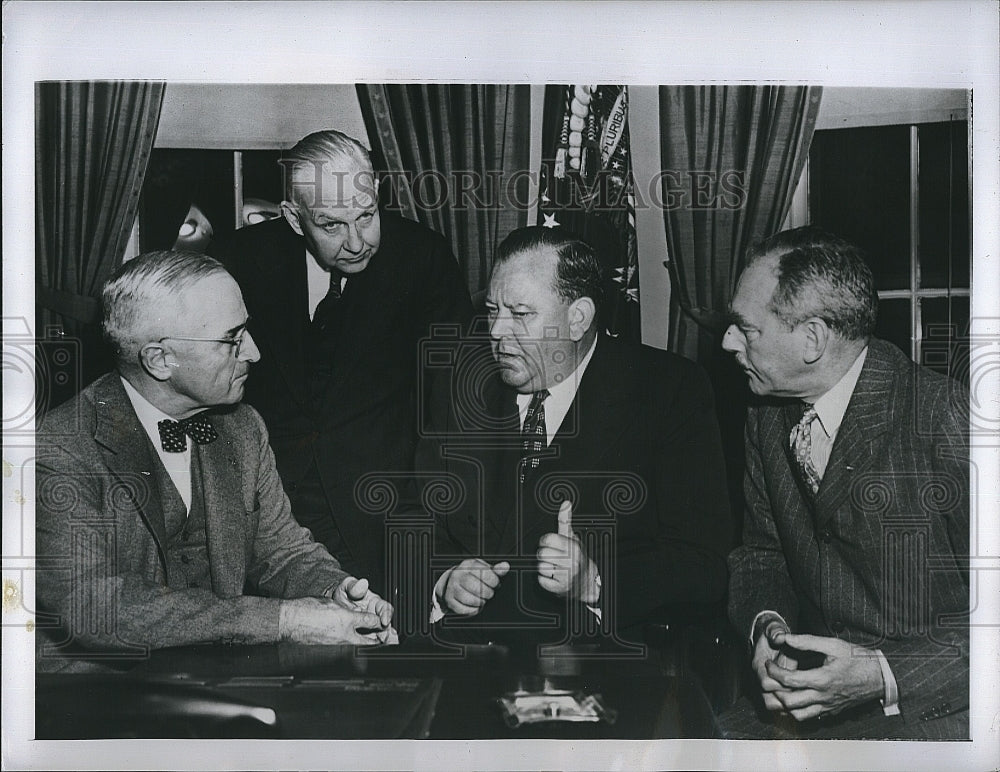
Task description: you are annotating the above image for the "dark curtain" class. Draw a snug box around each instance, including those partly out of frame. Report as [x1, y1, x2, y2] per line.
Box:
[357, 84, 531, 296]
[658, 86, 821, 363]
[35, 80, 164, 410]
[658, 85, 822, 531]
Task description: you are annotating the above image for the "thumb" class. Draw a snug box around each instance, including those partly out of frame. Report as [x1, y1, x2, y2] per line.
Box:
[557, 500, 573, 538]
[347, 577, 369, 600]
[492, 560, 511, 577]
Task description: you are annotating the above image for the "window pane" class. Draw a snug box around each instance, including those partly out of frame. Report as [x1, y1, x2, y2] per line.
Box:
[874, 298, 912, 358]
[810, 125, 911, 291]
[918, 121, 970, 289]
[920, 295, 970, 384]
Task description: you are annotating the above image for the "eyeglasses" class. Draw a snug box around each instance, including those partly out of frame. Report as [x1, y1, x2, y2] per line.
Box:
[158, 319, 251, 357]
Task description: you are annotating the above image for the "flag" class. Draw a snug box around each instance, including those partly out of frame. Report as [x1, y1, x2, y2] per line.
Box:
[538, 85, 640, 340]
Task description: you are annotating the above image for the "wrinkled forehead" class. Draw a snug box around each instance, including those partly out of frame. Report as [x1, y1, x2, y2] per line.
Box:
[488, 248, 562, 302]
[288, 161, 377, 211]
[168, 272, 247, 333]
[733, 255, 780, 311]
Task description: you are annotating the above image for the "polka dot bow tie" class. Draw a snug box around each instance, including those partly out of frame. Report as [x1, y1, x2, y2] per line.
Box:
[157, 415, 218, 453]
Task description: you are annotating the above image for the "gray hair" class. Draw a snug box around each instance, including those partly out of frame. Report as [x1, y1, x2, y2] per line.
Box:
[747, 226, 878, 341]
[102, 250, 228, 366]
[279, 129, 373, 207]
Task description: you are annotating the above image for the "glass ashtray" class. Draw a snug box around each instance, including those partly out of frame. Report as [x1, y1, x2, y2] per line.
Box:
[498, 687, 617, 727]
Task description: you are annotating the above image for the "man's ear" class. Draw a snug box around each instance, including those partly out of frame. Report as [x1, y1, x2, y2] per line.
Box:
[139, 342, 175, 382]
[568, 297, 596, 342]
[801, 317, 830, 365]
[281, 201, 304, 236]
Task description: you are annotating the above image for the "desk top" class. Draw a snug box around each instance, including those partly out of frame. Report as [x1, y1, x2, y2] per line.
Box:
[37, 637, 722, 739]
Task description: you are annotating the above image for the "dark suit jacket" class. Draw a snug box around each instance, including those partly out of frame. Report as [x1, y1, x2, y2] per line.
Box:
[728, 338, 970, 737]
[211, 213, 472, 591]
[419, 334, 733, 645]
[35, 374, 349, 655]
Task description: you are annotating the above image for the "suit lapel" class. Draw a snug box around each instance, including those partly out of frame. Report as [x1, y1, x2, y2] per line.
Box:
[92, 375, 170, 561]
[551, 337, 632, 475]
[814, 345, 894, 524]
[195, 421, 247, 597]
[250, 225, 311, 405]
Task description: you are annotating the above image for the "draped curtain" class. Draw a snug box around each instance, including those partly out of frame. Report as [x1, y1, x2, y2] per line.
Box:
[357, 84, 531, 295]
[658, 86, 822, 363]
[35, 80, 164, 405]
[658, 85, 822, 530]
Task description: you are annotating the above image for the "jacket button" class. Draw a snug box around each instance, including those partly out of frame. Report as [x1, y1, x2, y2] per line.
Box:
[941, 702, 951, 711]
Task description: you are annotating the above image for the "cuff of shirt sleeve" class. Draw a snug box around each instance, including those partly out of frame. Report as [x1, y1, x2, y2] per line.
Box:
[429, 569, 452, 625]
[749, 610, 789, 648]
[585, 573, 602, 623]
[875, 649, 900, 716]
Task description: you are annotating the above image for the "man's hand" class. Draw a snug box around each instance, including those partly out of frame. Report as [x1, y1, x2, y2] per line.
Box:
[333, 576, 397, 644]
[536, 500, 600, 604]
[763, 632, 885, 721]
[752, 618, 798, 712]
[278, 597, 389, 645]
[439, 559, 510, 616]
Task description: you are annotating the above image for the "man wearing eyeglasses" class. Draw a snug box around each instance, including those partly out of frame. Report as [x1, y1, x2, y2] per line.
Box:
[36, 250, 396, 659]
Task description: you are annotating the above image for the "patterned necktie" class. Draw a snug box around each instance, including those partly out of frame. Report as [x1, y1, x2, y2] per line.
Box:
[158, 415, 218, 453]
[519, 389, 550, 484]
[789, 403, 821, 495]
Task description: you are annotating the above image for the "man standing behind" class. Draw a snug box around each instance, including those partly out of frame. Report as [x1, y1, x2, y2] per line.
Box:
[721, 227, 969, 739]
[211, 130, 472, 596]
[37, 251, 394, 658]
[423, 227, 732, 645]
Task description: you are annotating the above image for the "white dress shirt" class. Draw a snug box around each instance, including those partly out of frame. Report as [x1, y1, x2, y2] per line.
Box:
[121, 377, 193, 513]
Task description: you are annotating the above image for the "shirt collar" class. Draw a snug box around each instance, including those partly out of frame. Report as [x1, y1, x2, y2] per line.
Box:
[120, 376, 183, 446]
[812, 346, 868, 439]
[516, 335, 599, 409]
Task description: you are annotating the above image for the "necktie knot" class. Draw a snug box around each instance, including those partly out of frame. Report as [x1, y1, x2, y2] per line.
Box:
[158, 415, 218, 453]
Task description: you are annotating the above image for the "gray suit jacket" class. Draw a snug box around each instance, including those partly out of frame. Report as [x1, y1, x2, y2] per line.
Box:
[728, 338, 969, 735]
[36, 373, 348, 654]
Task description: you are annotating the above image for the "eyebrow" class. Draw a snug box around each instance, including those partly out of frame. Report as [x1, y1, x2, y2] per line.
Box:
[223, 317, 251, 338]
[725, 309, 754, 329]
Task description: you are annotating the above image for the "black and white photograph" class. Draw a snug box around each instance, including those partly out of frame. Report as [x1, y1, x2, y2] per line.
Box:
[3, 2, 999, 770]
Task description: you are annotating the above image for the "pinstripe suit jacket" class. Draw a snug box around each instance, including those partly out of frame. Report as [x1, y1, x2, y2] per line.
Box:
[728, 338, 969, 736]
[36, 373, 348, 656]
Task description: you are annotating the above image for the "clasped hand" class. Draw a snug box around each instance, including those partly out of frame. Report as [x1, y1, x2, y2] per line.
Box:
[754, 621, 884, 721]
[280, 576, 397, 645]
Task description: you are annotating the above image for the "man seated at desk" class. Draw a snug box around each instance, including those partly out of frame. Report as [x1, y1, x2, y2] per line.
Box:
[419, 226, 732, 646]
[720, 227, 969, 739]
[36, 251, 395, 661]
